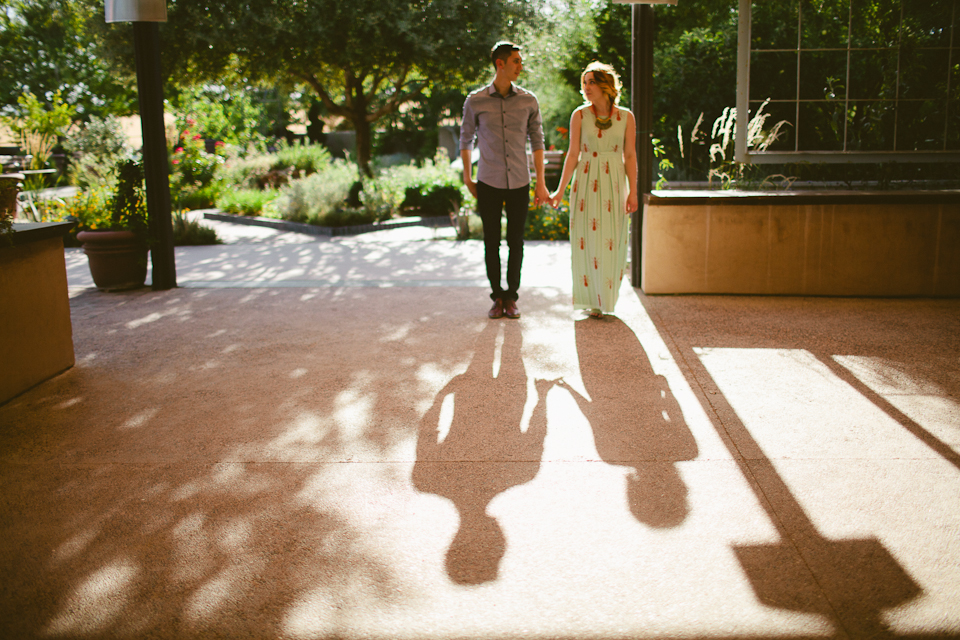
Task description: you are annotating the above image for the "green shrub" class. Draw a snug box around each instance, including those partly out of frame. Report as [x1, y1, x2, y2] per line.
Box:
[371, 151, 470, 217]
[323, 207, 378, 228]
[274, 160, 360, 225]
[217, 188, 279, 216]
[419, 184, 462, 217]
[215, 141, 332, 191]
[174, 182, 221, 210]
[173, 212, 222, 245]
[216, 153, 274, 190]
[63, 115, 133, 189]
[274, 139, 332, 175]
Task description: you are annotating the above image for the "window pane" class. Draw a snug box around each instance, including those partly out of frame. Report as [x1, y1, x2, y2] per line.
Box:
[752, 0, 801, 50]
[948, 97, 960, 150]
[799, 50, 848, 100]
[751, 51, 798, 100]
[848, 49, 899, 99]
[901, 0, 955, 48]
[952, 54, 960, 126]
[845, 100, 897, 150]
[850, 0, 901, 48]
[899, 48, 952, 100]
[751, 100, 796, 151]
[897, 99, 949, 149]
[801, 0, 851, 50]
[798, 102, 847, 150]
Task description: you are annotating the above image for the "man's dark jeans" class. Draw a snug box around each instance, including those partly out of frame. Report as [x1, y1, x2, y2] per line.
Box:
[476, 181, 529, 302]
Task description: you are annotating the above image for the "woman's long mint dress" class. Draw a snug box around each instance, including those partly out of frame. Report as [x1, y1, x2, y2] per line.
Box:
[569, 104, 631, 313]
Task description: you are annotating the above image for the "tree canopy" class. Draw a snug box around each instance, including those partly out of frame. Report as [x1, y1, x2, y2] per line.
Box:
[0, 0, 134, 118]
[100, 0, 534, 175]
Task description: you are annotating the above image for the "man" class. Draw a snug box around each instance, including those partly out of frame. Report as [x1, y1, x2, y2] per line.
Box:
[460, 41, 550, 319]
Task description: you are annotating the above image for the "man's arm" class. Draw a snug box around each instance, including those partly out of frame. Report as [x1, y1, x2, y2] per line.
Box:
[527, 98, 550, 206]
[461, 148, 477, 199]
[459, 95, 479, 198]
[532, 149, 549, 206]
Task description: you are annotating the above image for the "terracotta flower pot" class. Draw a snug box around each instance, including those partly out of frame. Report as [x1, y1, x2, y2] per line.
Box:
[77, 230, 148, 291]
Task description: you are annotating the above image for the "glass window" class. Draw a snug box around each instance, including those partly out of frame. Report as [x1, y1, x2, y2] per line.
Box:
[742, 0, 959, 160]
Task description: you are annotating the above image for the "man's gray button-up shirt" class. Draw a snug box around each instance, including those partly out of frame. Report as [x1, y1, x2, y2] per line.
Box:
[459, 83, 546, 191]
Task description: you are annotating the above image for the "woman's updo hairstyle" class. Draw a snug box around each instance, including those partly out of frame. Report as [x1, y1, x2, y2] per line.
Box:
[580, 61, 622, 106]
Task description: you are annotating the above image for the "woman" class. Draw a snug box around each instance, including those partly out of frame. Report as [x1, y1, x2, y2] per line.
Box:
[550, 62, 638, 318]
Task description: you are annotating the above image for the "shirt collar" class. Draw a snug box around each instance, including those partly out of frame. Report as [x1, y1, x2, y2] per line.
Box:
[487, 82, 517, 98]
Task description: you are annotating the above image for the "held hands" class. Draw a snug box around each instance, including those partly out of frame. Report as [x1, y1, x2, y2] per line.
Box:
[534, 183, 551, 207]
[548, 188, 564, 209]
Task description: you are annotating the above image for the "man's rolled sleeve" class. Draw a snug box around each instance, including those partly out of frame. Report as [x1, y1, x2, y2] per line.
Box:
[527, 106, 546, 152]
[460, 100, 478, 152]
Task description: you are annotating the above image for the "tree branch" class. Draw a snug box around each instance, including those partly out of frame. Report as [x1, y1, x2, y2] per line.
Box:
[367, 64, 414, 122]
[301, 73, 350, 118]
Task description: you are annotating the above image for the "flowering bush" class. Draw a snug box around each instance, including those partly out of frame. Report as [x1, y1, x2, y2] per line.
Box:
[169, 121, 224, 208]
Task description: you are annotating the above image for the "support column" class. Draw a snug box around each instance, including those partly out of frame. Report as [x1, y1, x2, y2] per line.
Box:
[631, 4, 654, 287]
[133, 21, 176, 290]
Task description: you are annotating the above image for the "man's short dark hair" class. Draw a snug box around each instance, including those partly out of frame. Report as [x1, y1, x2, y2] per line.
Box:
[491, 41, 521, 69]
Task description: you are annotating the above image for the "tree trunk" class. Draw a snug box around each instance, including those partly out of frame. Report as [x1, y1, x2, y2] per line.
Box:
[354, 115, 374, 178]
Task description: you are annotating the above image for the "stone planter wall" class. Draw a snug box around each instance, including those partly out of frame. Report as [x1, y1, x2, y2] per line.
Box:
[0, 222, 75, 405]
[641, 191, 960, 297]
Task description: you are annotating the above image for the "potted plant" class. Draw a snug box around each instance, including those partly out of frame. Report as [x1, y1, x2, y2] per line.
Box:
[75, 159, 150, 291]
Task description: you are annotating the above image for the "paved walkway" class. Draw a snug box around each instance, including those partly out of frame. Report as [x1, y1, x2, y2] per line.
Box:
[3, 215, 959, 639]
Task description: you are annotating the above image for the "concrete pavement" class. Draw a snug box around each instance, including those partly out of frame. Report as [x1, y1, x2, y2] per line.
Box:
[2, 215, 959, 639]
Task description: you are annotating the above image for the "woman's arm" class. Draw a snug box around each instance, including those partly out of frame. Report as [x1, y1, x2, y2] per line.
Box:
[549, 109, 583, 207]
[623, 110, 639, 214]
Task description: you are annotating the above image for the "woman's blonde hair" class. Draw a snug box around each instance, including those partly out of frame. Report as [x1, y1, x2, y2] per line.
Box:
[580, 61, 622, 106]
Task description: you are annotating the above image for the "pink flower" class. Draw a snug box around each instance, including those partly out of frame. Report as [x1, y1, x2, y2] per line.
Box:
[187, 118, 196, 126]
[215, 141, 224, 147]
[172, 159, 180, 165]
[192, 134, 202, 141]
[175, 147, 184, 153]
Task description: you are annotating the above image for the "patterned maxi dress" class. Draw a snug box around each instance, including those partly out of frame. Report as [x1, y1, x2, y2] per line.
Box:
[570, 105, 631, 313]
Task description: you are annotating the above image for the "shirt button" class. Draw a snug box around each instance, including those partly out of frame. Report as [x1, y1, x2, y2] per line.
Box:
[593, 152, 598, 157]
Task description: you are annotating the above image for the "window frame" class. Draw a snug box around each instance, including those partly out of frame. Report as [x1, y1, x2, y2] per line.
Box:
[735, 0, 960, 164]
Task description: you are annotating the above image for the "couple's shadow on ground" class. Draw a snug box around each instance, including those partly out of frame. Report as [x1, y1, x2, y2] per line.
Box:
[412, 322, 547, 585]
[412, 318, 696, 585]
